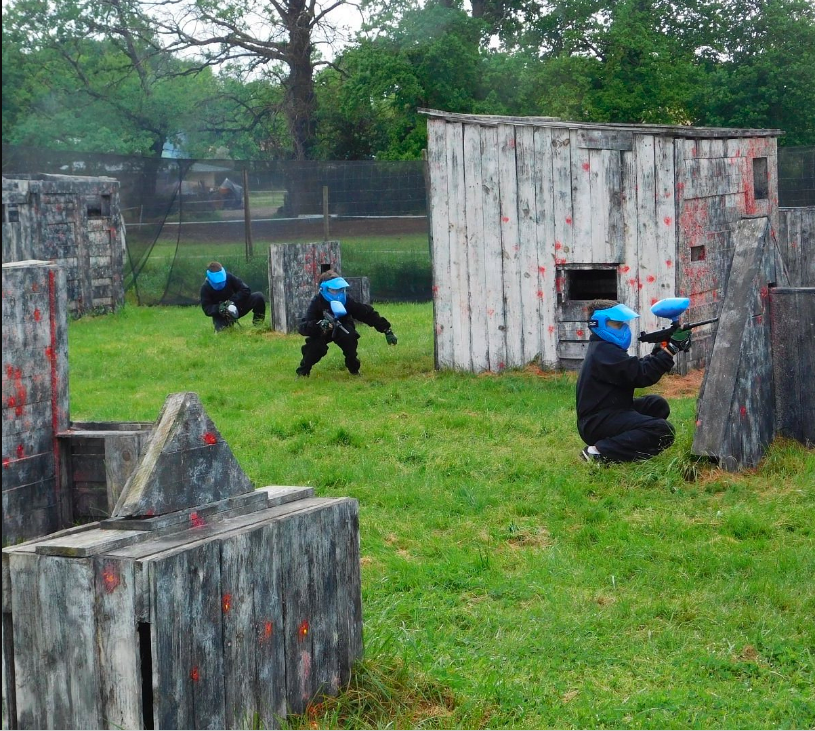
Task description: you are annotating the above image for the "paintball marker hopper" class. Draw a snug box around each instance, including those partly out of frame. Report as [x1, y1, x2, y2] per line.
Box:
[638, 297, 718, 344]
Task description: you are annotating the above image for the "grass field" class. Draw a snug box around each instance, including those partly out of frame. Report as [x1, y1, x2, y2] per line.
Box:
[67, 303, 814, 729]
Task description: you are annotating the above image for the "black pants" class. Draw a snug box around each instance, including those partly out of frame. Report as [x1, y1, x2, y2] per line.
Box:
[581, 395, 675, 462]
[212, 293, 266, 331]
[297, 331, 361, 375]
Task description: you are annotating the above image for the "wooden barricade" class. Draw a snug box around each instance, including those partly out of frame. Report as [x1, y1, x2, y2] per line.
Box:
[2, 392, 363, 730]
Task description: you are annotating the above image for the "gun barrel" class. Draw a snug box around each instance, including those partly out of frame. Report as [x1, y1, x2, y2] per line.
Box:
[679, 317, 719, 331]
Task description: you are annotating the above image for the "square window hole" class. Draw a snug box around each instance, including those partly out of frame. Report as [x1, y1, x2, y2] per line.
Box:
[753, 157, 768, 200]
[565, 268, 618, 300]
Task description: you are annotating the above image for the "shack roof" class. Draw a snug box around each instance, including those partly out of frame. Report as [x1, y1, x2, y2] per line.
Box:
[419, 108, 783, 139]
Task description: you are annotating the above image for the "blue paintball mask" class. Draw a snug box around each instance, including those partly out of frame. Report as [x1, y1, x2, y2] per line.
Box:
[588, 303, 639, 350]
[206, 267, 227, 290]
[319, 277, 349, 304]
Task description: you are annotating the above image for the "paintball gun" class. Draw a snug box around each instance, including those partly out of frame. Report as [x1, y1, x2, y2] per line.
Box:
[218, 300, 239, 321]
[638, 297, 718, 347]
[320, 300, 351, 338]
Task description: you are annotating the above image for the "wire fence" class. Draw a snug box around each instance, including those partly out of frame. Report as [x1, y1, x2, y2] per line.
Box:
[3, 144, 812, 305]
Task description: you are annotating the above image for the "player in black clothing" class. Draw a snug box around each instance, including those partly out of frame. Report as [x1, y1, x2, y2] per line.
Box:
[296, 270, 397, 377]
[200, 261, 266, 331]
[575, 299, 691, 463]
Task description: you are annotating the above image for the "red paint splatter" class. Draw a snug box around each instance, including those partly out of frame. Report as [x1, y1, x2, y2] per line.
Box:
[222, 593, 232, 613]
[260, 620, 274, 642]
[203, 432, 217, 445]
[756, 314, 763, 325]
[651, 298, 659, 306]
[536, 290, 544, 299]
[487, 308, 494, 317]
[582, 162, 590, 171]
[190, 512, 206, 528]
[432, 285, 439, 294]
[498, 361, 505, 370]
[646, 275, 656, 284]
[663, 217, 672, 226]
[16, 444, 24, 459]
[31, 282, 39, 292]
[33, 308, 42, 322]
[548, 325, 555, 334]
[554, 241, 562, 250]
[298, 620, 310, 639]
[666, 259, 673, 268]
[740, 406, 747, 418]
[555, 257, 567, 265]
[102, 564, 120, 593]
[576, 329, 584, 337]
[45, 346, 54, 360]
[502, 216, 510, 223]
[538, 266, 546, 274]
[760, 286, 769, 301]
[696, 419, 702, 427]
[565, 216, 572, 225]
[3, 458, 10, 469]
[628, 278, 638, 288]
[190, 667, 200, 682]
[620, 265, 630, 273]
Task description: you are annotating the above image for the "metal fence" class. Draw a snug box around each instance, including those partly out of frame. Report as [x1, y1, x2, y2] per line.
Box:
[3, 144, 812, 305]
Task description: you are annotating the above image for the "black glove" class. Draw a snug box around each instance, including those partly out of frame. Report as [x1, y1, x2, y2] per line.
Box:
[651, 342, 664, 355]
[384, 329, 397, 345]
[218, 300, 237, 318]
[667, 330, 691, 355]
[317, 318, 333, 333]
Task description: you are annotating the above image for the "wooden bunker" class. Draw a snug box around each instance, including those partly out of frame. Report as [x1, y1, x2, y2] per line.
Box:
[2, 260, 70, 543]
[2, 392, 363, 730]
[267, 241, 369, 334]
[2, 174, 126, 315]
[423, 109, 782, 372]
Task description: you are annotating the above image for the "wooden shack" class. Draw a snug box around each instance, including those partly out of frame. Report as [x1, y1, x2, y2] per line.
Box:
[2, 392, 363, 730]
[422, 109, 782, 372]
[2, 174, 125, 315]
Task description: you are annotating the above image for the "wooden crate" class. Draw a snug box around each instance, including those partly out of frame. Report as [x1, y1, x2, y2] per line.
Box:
[58, 422, 153, 523]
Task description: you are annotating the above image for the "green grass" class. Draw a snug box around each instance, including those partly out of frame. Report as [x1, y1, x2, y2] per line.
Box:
[67, 304, 815, 730]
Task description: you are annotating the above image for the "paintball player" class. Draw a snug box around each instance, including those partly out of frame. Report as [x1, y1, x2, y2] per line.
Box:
[576, 299, 691, 463]
[200, 261, 266, 331]
[296, 270, 397, 377]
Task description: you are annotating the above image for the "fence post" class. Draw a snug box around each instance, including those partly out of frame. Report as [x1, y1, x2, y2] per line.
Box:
[243, 169, 254, 260]
[323, 186, 329, 242]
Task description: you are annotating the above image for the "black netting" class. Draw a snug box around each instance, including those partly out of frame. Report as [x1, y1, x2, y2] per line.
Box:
[2, 147, 432, 305]
[778, 146, 815, 208]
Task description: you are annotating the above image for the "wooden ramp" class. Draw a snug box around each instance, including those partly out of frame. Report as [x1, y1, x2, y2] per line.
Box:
[692, 217, 789, 470]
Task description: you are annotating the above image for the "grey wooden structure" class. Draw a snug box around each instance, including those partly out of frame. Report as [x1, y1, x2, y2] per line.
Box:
[267, 241, 370, 334]
[58, 422, 153, 523]
[423, 109, 784, 373]
[2, 392, 363, 730]
[2, 261, 70, 543]
[777, 207, 815, 286]
[2, 174, 125, 315]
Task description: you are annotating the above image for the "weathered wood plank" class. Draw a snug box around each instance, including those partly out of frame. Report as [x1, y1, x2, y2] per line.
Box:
[498, 124, 523, 368]
[446, 122, 472, 370]
[93, 557, 142, 730]
[771, 287, 815, 445]
[654, 135, 678, 302]
[312, 504, 340, 701]
[635, 134, 659, 338]
[427, 119, 454, 369]
[516, 125, 541, 365]
[480, 126, 507, 372]
[533, 127, 559, 369]
[34, 527, 148, 557]
[463, 124, 489, 372]
[570, 132, 593, 264]
[576, 129, 634, 151]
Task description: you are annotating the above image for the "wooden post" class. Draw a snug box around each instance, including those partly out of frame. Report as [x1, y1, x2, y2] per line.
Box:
[243, 169, 254, 260]
[323, 186, 330, 242]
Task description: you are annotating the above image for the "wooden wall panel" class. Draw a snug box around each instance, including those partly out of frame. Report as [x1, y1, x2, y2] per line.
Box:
[498, 125, 523, 368]
[427, 119, 453, 368]
[481, 127, 507, 372]
[463, 124, 489, 372]
[533, 127, 558, 368]
[777, 207, 815, 287]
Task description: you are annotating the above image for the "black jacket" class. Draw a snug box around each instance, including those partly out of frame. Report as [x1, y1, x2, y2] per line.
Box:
[576, 334, 674, 433]
[298, 294, 391, 338]
[200, 273, 251, 318]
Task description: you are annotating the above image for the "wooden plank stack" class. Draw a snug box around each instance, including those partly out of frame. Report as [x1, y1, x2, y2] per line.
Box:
[2, 392, 363, 730]
[2, 260, 70, 543]
[1, 175, 125, 315]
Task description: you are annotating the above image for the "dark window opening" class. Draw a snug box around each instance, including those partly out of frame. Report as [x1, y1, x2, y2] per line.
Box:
[565, 268, 618, 301]
[320, 263, 331, 273]
[753, 157, 769, 200]
[87, 195, 111, 219]
[691, 245, 706, 262]
[138, 622, 154, 730]
[4, 204, 20, 223]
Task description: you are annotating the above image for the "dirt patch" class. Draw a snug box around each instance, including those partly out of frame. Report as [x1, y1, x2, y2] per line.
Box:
[654, 369, 706, 399]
